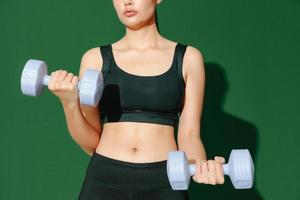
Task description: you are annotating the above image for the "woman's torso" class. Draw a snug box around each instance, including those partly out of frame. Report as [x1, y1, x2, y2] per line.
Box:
[95, 40, 187, 163]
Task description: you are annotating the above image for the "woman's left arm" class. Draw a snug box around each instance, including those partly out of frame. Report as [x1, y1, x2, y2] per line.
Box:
[177, 46, 225, 185]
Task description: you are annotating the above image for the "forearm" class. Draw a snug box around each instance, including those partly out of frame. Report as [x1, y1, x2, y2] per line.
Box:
[61, 99, 101, 156]
[177, 134, 207, 163]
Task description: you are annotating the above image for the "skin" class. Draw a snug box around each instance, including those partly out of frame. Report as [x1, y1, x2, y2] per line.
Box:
[48, 0, 225, 186]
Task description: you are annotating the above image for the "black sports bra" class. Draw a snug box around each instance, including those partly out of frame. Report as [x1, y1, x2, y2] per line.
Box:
[98, 43, 187, 127]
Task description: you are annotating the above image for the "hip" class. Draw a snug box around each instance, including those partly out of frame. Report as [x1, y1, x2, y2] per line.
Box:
[77, 152, 189, 199]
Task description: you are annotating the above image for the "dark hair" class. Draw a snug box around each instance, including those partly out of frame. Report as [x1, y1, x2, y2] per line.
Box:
[155, 8, 160, 33]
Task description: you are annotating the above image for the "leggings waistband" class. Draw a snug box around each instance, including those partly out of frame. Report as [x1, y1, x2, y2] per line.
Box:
[82, 152, 171, 190]
[92, 152, 168, 168]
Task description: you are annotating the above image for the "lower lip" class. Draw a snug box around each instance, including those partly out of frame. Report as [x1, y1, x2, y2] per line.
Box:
[124, 11, 137, 17]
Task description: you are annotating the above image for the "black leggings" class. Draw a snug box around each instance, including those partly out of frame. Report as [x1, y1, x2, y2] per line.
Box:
[77, 152, 189, 200]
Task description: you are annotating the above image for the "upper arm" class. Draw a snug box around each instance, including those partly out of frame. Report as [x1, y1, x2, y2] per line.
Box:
[78, 47, 103, 133]
[177, 45, 205, 140]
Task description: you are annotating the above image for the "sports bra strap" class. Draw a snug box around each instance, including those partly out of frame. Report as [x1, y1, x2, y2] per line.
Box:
[173, 43, 187, 114]
[99, 45, 112, 77]
[174, 43, 187, 88]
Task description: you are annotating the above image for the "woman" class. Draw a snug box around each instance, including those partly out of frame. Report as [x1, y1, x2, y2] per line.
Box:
[48, 0, 225, 199]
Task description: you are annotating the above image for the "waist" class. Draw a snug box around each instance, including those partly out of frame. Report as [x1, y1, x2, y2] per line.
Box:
[96, 124, 178, 163]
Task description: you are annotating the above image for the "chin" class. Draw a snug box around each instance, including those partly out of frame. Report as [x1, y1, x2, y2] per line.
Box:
[121, 20, 146, 30]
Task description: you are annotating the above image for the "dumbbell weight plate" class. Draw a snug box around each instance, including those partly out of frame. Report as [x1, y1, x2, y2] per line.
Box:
[21, 59, 48, 96]
[79, 70, 104, 107]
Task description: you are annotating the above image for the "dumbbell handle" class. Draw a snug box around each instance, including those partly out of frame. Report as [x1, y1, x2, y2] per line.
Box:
[189, 164, 229, 176]
[42, 75, 81, 89]
[43, 75, 51, 85]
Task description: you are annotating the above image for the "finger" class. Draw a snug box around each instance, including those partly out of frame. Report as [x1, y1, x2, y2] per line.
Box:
[214, 161, 225, 184]
[71, 76, 79, 86]
[57, 70, 68, 82]
[65, 73, 74, 83]
[192, 161, 201, 182]
[200, 161, 209, 184]
[49, 71, 55, 82]
[51, 70, 62, 84]
[49, 71, 59, 89]
[207, 160, 217, 185]
[214, 156, 226, 164]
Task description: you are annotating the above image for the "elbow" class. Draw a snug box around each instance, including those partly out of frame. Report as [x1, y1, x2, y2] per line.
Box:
[87, 149, 94, 156]
[81, 146, 96, 157]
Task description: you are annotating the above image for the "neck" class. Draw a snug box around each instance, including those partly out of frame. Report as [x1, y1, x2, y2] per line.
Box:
[122, 19, 162, 49]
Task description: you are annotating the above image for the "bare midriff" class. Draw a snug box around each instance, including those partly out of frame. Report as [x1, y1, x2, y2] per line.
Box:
[95, 121, 178, 163]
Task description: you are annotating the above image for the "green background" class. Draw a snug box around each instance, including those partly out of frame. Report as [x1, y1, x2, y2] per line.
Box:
[1, 0, 299, 199]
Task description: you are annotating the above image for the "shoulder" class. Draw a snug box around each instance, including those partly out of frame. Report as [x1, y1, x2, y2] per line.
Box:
[79, 46, 103, 78]
[183, 45, 204, 69]
[181, 44, 205, 82]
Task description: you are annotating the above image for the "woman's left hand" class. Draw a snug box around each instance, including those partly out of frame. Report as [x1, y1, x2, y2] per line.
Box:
[192, 156, 226, 185]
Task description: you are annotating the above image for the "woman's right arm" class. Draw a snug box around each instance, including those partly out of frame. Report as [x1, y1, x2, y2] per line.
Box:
[49, 47, 103, 156]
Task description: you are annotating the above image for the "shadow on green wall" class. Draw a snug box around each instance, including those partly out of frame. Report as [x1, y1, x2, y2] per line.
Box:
[187, 62, 264, 199]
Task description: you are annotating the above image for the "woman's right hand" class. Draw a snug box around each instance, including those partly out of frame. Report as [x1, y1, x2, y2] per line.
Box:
[48, 70, 79, 106]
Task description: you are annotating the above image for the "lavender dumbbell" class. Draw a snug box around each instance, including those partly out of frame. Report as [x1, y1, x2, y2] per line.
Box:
[167, 149, 254, 190]
[21, 59, 104, 107]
